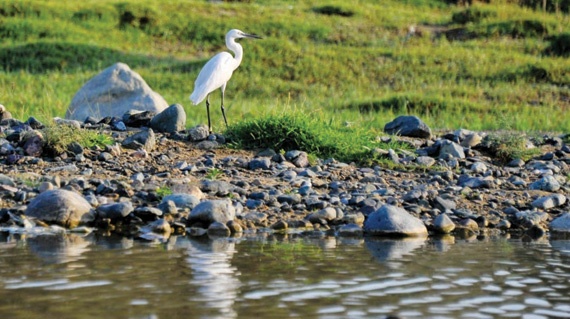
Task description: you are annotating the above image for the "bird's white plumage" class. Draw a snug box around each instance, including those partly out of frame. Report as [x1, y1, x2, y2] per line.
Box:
[190, 52, 238, 105]
[189, 29, 261, 131]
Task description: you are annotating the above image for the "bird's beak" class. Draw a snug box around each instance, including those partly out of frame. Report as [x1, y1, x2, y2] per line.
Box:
[244, 33, 262, 40]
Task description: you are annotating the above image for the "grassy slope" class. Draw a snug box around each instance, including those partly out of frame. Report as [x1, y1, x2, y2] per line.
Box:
[0, 0, 568, 132]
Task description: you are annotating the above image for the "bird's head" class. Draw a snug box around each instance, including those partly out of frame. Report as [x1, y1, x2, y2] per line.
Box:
[226, 29, 262, 41]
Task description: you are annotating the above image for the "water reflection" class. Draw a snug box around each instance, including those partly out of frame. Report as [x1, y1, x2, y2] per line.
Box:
[27, 234, 91, 264]
[184, 237, 240, 319]
[0, 230, 569, 319]
[364, 236, 427, 262]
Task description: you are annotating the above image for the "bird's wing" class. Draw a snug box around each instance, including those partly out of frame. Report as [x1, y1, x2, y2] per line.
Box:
[190, 52, 235, 105]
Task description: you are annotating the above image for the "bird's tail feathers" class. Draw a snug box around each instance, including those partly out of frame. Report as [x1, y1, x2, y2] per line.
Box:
[190, 91, 205, 105]
[189, 90, 207, 105]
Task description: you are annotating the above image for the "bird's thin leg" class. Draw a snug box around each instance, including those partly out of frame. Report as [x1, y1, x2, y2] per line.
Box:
[206, 95, 212, 133]
[221, 85, 228, 129]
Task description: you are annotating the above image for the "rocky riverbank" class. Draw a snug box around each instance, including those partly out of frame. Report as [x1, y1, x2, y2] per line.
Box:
[1, 106, 570, 241]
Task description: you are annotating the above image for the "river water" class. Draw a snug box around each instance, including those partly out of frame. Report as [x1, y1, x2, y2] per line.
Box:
[0, 230, 569, 319]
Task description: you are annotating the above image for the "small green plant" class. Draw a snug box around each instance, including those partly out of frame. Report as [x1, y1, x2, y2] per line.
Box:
[483, 118, 542, 162]
[42, 122, 114, 155]
[156, 185, 173, 199]
[205, 168, 224, 180]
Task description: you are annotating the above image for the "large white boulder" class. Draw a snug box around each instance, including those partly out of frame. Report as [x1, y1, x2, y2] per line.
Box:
[65, 62, 168, 121]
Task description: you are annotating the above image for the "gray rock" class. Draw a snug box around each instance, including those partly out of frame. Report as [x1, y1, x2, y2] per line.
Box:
[277, 194, 302, 205]
[507, 158, 525, 167]
[461, 132, 482, 148]
[433, 213, 455, 234]
[338, 223, 364, 237]
[25, 189, 94, 228]
[284, 150, 310, 167]
[384, 115, 431, 138]
[458, 175, 494, 188]
[65, 63, 168, 121]
[550, 213, 570, 233]
[133, 206, 163, 221]
[292, 152, 309, 168]
[97, 202, 134, 220]
[514, 210, 549, 228]
[157, 200, 177, 215]
[270, 220, 288, 230]
[188, 124, 210, 141]
[122, 128, 156, 151]
[0, 174, 16, 187]
[122, 110, 156, 127]
[388, 149, 399, 163]
[403, 188, 427, 203]
[188, 199, 236, 225]
[150, 104, 186, 134]
[439, 140, 465, 159]
[363, 204, 428, 237]
[142, 219, 171, 234]
[529, 175, 560, 192]
[433, 196, 456, 211]
[23, 131, 44, 157]
[497, 219, 511, 230]
[249, 157, 271, 170]
[416, 156, 436, 167]
[308, 207, 338, 223]
[227, 220, 243, 234]
[471, 162, 487, 174]
[54, 117, 82, 129]
[532, 194, 567, 210]
[98, 152, 114, 162]
[243, 211, 268, 224]
[284, 150, 302, 161]
[161, 194, 200, 210]
[343, 213, 365, 225]
[196, 140, 219, 150]
[200, 180, 233, 196]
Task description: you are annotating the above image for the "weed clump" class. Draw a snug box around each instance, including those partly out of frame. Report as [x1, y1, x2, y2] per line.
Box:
[42, 123, 114, 156]
[480, 117, 541, 163]
[115, 3, 159, 32]
[480, 19, 553, 38]
[452, 7, 496, 24]
[312, 5, 354, 17]
[545, 33, 570, 57]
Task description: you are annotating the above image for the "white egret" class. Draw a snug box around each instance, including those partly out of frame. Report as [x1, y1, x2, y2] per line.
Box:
[190, 29, 262, 132]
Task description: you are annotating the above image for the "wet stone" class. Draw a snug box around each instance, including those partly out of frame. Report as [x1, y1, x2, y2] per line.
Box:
[338, 223, 363, 237]
[434, 213, 455, 234]
[97, 202, 134, 221]
[133, 206, 163, 221]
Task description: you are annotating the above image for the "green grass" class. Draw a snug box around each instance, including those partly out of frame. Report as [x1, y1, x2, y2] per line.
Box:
[0, 0, 568, 134]
[225, 110, 414, 165]
[42, 122, 114, 155]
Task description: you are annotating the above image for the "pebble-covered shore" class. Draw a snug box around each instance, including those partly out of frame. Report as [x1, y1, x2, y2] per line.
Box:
[1, 106, 570, 241]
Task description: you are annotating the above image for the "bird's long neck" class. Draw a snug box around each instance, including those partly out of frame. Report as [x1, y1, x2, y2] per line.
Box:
[226, 37, 243, 67]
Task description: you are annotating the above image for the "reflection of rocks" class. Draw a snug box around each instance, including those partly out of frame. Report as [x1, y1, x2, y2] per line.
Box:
[432, 235, 456, 252]
[27, 233, 93, 264]
[184, 237, 239, 319]
[93, 233, 134, 250]
[550, 240, 570, 256]
[364, 237, 427, 262]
